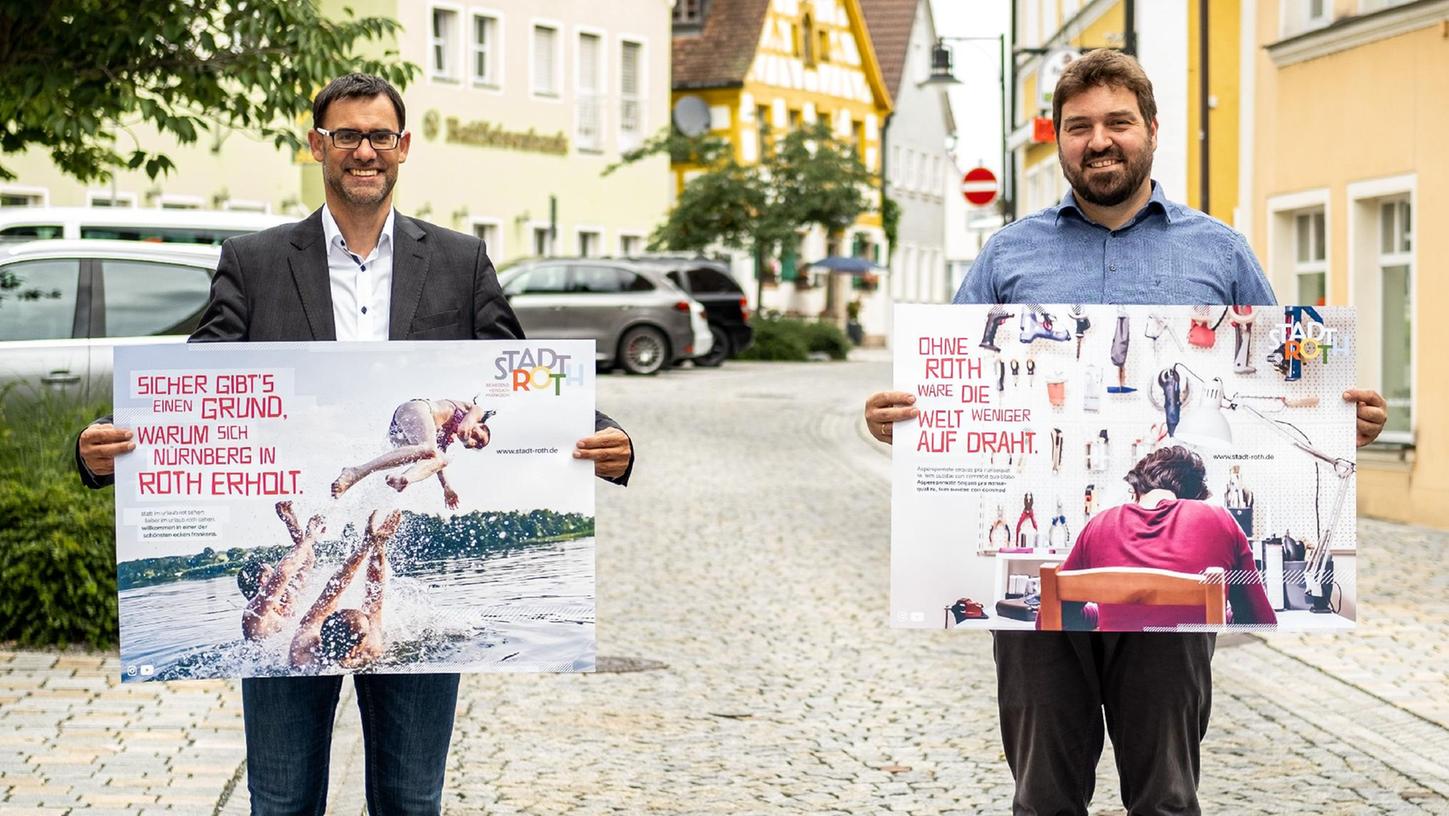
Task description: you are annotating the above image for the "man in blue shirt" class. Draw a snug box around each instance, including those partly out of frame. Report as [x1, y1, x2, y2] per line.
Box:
[865, 50, 1386, 815]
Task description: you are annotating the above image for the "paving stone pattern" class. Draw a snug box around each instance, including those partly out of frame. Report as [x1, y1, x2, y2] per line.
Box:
[2, 358, 1446, 814]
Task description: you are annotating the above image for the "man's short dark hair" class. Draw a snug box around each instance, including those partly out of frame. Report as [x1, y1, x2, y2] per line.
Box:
[318, 610, 366, 665]
[1124, 445, 1211, 501]
[312, 73, 406, 131]
[1051, 49, 1157, 135]
[237, 560, 265, 600]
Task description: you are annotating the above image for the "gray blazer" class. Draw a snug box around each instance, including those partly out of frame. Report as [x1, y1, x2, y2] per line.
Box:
[78, 208, 632, 486]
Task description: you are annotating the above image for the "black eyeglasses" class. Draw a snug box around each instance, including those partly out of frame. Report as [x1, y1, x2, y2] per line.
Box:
[315, 128, 403, 150]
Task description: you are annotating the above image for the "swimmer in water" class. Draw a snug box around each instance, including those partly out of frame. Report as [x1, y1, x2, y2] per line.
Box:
[289, 509, 400, 672]
[238, 501, 324, 642]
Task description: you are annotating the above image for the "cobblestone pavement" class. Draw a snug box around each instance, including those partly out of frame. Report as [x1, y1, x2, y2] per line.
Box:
[3, 357, 1448, 814]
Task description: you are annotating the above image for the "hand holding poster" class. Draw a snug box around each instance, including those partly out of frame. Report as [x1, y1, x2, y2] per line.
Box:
[890, 304, 1357, 633]
[113, 340, 596, 680]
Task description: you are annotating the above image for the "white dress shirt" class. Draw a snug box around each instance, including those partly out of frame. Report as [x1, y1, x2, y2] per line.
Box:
[321, 204, 395, 341]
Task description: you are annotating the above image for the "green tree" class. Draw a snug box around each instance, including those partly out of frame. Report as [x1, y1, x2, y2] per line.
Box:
[0, 0, 417, 182]
[607, 121, 877, 313]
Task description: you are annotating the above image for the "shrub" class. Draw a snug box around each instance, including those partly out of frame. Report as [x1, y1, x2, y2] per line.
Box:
[0, 396, 118, 648]
[800, 320, 851, 360]
[736, 319, 811, 361]
[736, 317, 851, 362]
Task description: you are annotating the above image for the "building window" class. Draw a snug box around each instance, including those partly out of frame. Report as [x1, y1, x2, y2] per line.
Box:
[619, 233, 642, 255]
[620, 40, 644, 150]
[1378, 197, 1412, 439]
[430, 6, 459, 80]
[472, 13, 499, 86]
[87, 191, 137, 208]
[802, 13, 816, 66]
[1294, 209, 1326, 305]
[673, 0, 706, 26]
[471, 220, 500, 259]
[532, 225, 554, 257]
[0, 188, 46, 207]
[578, 229, 600, 257]
[817, 28, 830, 63]
[532, 24, 559, 96]
[157, 194, 203, 210]
[221, 199, 267, 213]
[1281, 0, 1331, 37]
[576, 32, 603, 151]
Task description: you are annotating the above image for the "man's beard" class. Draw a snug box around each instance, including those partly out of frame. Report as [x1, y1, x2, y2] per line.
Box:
[324, 163, 396, 207]
[1061, 144, 1152, 207]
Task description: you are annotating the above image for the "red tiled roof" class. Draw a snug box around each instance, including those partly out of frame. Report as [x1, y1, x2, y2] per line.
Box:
[859, 0, 919, 100]
[672, 0, 773, 90]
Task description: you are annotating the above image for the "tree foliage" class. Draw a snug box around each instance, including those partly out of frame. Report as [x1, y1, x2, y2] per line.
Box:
[0, 0, 418, 182]
[607, 121, 878, 261]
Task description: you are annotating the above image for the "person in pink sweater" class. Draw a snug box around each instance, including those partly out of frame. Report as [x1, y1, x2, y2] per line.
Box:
[1053, 445, 1277, 631]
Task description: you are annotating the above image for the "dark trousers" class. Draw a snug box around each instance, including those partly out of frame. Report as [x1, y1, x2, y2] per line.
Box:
[242, 673, 460, 815]
[994, 632, 1215, 816]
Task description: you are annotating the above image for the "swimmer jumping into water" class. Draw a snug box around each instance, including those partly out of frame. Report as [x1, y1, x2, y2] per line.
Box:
[331, 398, 494, 509]
[289, 509, 400, 671]
[238, 501, 324, 641]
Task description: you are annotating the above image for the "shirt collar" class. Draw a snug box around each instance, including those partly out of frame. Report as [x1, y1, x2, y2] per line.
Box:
[321, 203, 395, 257]
[1054, 180, 1174, 227]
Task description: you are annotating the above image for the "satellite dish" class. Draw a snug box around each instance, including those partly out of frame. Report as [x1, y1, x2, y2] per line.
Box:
[672, 95, 711, 136]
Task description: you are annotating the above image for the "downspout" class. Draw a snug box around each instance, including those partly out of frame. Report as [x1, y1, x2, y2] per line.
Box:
[1199, 0, 1210, 214]
[1007, 0, 1018, 222]
[1124, 0, 1137, 56]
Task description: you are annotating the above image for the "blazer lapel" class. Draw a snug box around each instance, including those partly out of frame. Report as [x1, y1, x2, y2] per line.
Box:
[287, 210, 336, 341]
[389, 214, 431, 340]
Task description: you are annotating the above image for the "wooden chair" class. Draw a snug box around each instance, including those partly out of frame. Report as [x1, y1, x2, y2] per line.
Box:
[1037, 564, 1227, 631]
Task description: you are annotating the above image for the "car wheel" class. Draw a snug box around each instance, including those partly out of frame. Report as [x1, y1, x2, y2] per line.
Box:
[619, 326, 669, 375]
[695, 325, 730, 367]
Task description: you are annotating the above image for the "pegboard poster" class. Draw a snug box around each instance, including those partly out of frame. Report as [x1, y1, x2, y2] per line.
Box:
[890, 304, 1357, 633]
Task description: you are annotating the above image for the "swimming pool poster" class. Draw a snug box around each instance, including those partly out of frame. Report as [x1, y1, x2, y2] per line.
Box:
[111, 340, 596, 681]
[890, 304, 1358, 633]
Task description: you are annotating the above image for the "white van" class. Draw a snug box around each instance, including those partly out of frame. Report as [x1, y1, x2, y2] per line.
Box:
[0, 206, 294, 246]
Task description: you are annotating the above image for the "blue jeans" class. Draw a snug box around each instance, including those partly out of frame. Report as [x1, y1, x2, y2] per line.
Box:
[242, 673, 460, 815]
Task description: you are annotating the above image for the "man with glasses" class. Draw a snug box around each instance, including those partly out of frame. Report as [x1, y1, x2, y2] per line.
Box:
[77, 73, 635, 813]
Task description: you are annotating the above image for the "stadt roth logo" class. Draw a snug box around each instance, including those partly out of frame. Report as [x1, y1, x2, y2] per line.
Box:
[493, 347, 578, 395]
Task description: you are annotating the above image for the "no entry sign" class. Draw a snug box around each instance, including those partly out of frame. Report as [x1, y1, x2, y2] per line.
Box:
[961, 167, 998, 207]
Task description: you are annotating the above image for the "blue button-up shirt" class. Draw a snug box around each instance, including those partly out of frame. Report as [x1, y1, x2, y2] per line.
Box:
[954, 182, 1276, 306]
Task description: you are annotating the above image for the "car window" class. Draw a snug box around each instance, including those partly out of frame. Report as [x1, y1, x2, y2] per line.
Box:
[571, 265, 623, 294]
[0, 224, 64, 243]
[80, 226, 250, 246]
[665, 270, 686, 290]
[102, 260, 212, 337]
[687, 267, 741, 294]
[0, 258, 81, 341]
[506, 265, 568, 295]
[618, 270, 655, 292]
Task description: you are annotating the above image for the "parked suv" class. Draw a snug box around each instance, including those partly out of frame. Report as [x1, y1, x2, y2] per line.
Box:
[0, 240, 221, 403]
[628, 256, 752, 367]
[497, 259, 708, 375]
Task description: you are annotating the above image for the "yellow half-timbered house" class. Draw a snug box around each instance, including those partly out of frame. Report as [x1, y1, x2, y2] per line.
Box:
[672, 0, 893, 321]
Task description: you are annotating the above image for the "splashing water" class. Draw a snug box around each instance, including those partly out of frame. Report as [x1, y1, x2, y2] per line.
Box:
[120, 537, 596, 681]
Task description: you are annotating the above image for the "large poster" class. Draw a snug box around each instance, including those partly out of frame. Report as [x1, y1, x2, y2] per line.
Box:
[113, 341, 595, 680]
[891, 304, 1357, 633]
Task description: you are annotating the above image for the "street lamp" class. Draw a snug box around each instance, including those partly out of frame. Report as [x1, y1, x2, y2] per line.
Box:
[921, 35, 1009, 221]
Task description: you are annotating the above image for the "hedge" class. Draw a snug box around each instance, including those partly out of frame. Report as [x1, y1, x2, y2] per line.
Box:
[0, 395, 117, 648]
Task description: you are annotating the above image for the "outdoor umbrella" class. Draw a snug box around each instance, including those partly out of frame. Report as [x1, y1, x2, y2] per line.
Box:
[804, 256, 885, 275]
